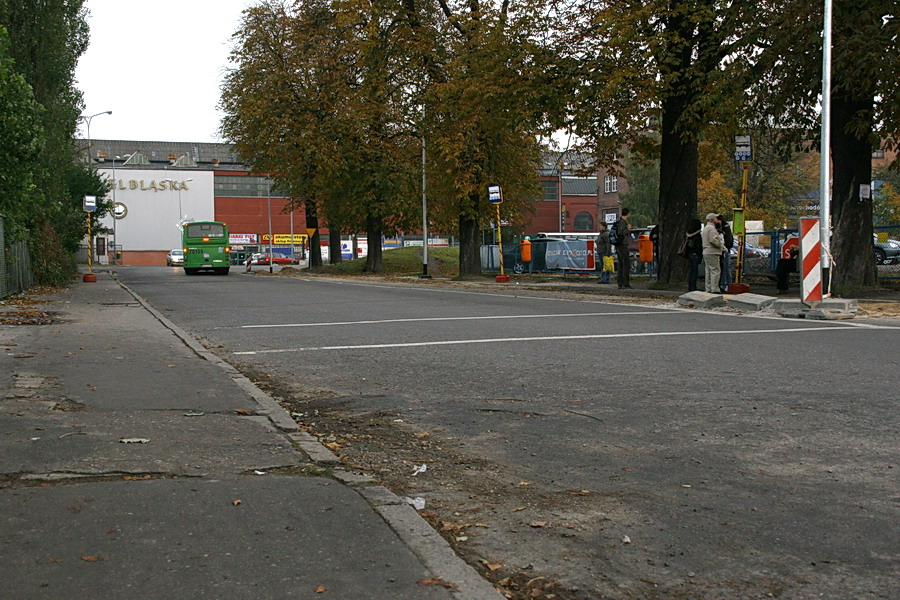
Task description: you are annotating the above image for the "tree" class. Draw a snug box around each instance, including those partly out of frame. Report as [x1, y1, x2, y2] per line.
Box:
[619, 150, 659, 228]
[0, 0, 96, 285]
[749, 1, 899, 291]
[0, 26, 44, 242]
[873, 167, 900, 225]
[413, 0, 555, 276]
[566, 1, 761, 285]
[221, 0, 422, 273]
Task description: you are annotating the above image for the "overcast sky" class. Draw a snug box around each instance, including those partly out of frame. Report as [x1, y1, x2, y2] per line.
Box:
[75, 0, 251, 143]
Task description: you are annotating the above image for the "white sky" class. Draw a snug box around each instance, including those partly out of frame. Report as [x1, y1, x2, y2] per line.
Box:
[75, 0, 252, 143]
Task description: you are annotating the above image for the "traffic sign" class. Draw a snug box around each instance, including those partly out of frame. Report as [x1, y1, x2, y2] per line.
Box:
[488, 185, 502, 204]
[781, 235, 800, 260]
[734, 134, 753, 162]
[83, 195, 97, 212]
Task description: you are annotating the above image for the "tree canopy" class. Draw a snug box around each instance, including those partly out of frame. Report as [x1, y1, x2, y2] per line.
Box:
[0, 0, 103, 286]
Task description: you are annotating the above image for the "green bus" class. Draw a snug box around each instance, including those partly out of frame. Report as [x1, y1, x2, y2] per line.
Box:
[181, 221, 230, 275]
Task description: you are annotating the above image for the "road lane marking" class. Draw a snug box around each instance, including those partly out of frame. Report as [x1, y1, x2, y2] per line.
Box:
[233, 325, 865, 354]
[233, 310, 674, 329]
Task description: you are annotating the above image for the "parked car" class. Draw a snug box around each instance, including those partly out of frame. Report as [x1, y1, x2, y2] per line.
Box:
[874, 236, 900, 265]
[251, 252, 300, 265]
[729, 244, 769, 259]
[166, 249, 184, 266]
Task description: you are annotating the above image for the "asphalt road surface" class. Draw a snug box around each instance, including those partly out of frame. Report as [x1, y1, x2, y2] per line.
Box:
[119, 267, 900, 600]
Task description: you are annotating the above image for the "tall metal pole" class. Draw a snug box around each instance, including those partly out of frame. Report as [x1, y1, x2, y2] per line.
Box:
[289, 200, 295, 263]
[819, 0, 833, 295]
[421, 130, 430, 278]
[267, 178, 274, 274]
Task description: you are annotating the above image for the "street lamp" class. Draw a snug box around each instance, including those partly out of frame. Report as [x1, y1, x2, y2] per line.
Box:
[267, 178, 274, 273]
[80, 110, 112, 162]
[178, 178, 193, 220]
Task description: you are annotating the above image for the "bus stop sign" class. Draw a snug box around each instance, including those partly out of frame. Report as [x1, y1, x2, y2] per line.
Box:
[488, 185, 502, 204]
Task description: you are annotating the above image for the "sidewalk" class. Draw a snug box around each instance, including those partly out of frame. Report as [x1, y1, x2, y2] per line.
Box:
[0, 272, 501, 600]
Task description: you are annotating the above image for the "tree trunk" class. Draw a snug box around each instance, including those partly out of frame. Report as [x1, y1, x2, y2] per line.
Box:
[365, 214, 383, 273]
[458, 192, 482, 276]
[830, 90, 877, 292]
[656, 93, 698, 285]
[306, 200, 322, 268]
[328, 222, 343, 265]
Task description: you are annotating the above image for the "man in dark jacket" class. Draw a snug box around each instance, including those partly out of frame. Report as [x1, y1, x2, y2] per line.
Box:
[718, 215, 734, 292]
[614, 209, 632, 289]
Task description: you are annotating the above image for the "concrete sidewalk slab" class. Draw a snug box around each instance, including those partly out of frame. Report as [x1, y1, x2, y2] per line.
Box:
[0, 272, 502, 600]
[0, 476, 453, 600]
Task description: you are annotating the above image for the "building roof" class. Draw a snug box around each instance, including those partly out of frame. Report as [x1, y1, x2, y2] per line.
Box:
[540, 150, 595, 176]
[562, 177, 598, 196]
[81, 139, 249, 171]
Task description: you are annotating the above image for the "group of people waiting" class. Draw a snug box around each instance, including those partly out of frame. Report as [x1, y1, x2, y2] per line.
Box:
[684, 213, 734, 293]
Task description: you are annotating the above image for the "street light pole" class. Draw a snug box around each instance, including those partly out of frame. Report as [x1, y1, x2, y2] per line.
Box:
[178, 178, 194, 221]
[819, 0, 833, 295]
[79, 110, 111, 277]
[80, 110, 112, 163]
[267, 178, 274, 274]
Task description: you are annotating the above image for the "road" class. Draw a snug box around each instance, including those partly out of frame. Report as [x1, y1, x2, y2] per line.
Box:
[120, 266, 900, 600]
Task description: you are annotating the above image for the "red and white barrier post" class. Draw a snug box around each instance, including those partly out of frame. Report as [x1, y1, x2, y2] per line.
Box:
[800, 217, 822, 303]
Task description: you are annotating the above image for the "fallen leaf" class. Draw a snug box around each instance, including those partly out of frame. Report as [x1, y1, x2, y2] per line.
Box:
[418, 577, 457, 590]
[511, 507, 526, 513]
[529, 521, 548, 528]
[484, 561, 504, 571]
[314, 585, 326, 593]
[622, 467, 633, 472]
[235, 409, 250, 415]
[167, 364, 175, 368]
[517, 481, 531, 487]
[232, 499, 242, 506]
[123, 475, 152, 481]
[80, 556, 104, 562]
[413, 432, 430, 438]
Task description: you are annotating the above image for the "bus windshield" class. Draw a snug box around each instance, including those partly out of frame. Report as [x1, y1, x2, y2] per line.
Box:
[185, 222, 226, 239]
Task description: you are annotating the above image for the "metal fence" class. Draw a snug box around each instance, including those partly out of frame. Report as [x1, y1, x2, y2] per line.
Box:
[481, 225, 900, 281]
[1, 215, 33, 299]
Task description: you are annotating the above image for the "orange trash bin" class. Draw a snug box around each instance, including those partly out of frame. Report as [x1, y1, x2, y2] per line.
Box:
[638, 234, 653, 262]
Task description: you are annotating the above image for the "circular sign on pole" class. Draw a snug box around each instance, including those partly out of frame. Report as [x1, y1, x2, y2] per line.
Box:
[113, 202, 127, 219]
[488, 184, 503, 204]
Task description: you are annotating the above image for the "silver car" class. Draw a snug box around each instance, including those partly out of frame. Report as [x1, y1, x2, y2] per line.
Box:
[166, 249, 184, 266]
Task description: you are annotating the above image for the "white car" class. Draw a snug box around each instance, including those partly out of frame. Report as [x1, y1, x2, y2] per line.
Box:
[166, 249, 184, 266]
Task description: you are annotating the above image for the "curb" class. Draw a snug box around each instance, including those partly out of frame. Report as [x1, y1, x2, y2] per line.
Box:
[110, 273, 503, 600]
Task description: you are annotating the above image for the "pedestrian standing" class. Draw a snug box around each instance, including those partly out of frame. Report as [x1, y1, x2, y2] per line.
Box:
[614, 209, 632, 289]
[596, 222, 612, 283]
[685, 218, 703, 291]
[718, 215, 734, 292]
[701, 213, 724, 293]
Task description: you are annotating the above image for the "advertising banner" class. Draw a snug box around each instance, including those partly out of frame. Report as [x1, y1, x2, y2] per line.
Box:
[544, 239, 596, 270]
[230, 233, 258, 244]
[261, 234, 308, 245]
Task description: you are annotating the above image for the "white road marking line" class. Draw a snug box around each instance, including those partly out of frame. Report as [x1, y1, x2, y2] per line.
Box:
[233, 325, 865, 355]
[236, 310, 673, 329]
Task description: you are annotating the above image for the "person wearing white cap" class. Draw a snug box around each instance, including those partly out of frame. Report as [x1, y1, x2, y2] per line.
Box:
[701, 213, 724, 293]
